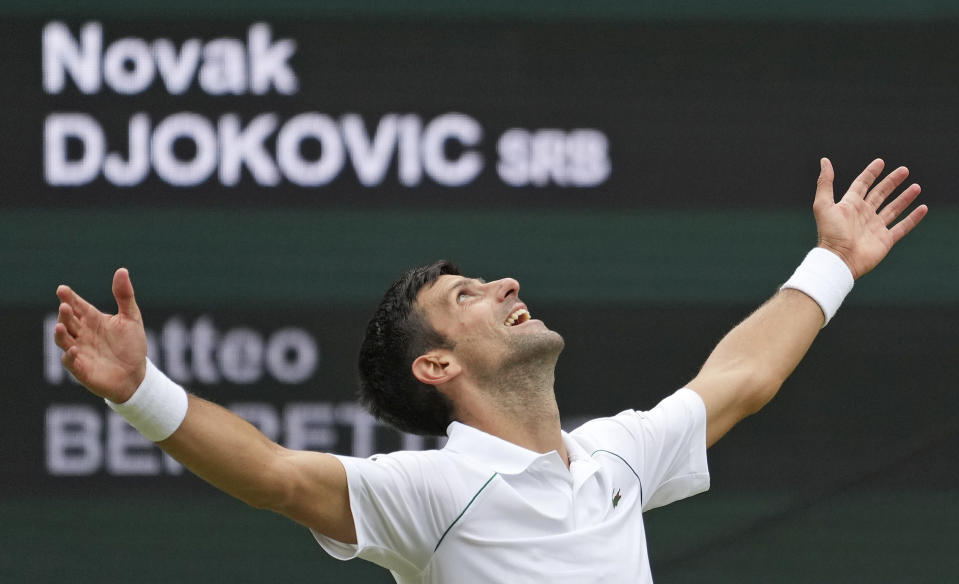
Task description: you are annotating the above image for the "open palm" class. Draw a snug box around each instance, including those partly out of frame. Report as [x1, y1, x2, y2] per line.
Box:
[54, 268, 147, 403]
[813, 158, 927, 280]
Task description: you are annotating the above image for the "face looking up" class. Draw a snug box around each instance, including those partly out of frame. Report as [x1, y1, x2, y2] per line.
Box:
[413, 275, 565, 387]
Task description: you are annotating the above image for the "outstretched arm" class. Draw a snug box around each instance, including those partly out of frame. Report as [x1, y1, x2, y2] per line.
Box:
[54, 269, 356, 543]
[687, 158, 927, 447]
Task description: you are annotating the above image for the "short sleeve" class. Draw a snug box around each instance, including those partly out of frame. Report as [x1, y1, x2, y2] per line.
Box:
[571, 388, 709, 511]
[311, 451, 461, 577]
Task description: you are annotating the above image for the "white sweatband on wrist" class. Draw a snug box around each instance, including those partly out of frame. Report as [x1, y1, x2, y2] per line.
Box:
[780, 247, 855, 327]
[106, 358, 189, 442]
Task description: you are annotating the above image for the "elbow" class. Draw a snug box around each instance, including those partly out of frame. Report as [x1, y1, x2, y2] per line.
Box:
[239, 479, 291, 513]
[740, 367, 785, 415]
[243, 488, 285, 512]
[689, 364, 784, 420]
[690, 361, 791, 447]
[237, 452, 298, 513]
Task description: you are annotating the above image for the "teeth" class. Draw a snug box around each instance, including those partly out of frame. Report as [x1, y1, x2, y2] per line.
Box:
[504, 308, 530, 326]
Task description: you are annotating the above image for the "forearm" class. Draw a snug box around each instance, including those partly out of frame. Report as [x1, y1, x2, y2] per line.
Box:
[110, 363, 352, 538]
[158, 394, 292, 510]
[105, 359, 299, 509]
[688, 289, 824, 446]
[693, 289, 822, 403]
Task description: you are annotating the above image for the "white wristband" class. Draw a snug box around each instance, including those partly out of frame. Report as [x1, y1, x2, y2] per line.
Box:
[106, 358, 189, 442]
[780, 247, 855, 327]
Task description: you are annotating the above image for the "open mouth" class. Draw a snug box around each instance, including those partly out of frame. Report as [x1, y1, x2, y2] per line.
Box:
[504, 307, 531, 327]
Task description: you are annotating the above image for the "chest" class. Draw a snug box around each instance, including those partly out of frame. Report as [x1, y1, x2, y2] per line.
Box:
[424, 459, 650, 583]
[458, 455, 644, 539]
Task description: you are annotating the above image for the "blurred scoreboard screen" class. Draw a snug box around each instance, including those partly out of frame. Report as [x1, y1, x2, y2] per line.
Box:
[3, 18, 957, 210]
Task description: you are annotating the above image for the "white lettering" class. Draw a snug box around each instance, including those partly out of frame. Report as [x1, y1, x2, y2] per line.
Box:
[496, 127, 611, 187]
[335, 403, 377, 458]
[44, 113, 105, 186]
[103, 112, 150, 186]
[248, 23, 298, 95]
[145, 329, 160, 365]
[397, 114, 423, 186]
[421, 113, 483, 186]
[45, 314, 320, 388]
[496, 128, 530, 187]
[265, 328, 318, 384]
[402, 433, 428, 451]
[218, 328, 264, 384]
[191, 317, 220, 384]
[151, 113, 218, 186]
[42, 22, 297, 96]
[43, 112, 611, 189]
[530, 129, 567, 186]
[152, 38, 202, 94]
[565, 129, 611, 187]
[46, 404, 102, 475]
[284, 403, 337, 451]
[102, 37, 155, 94]
[44, 315, 65, 384]
[106, 412, 160, 475]
[163, 452, 185, 474]
[219, 114, 280, 186]
[199, 38, 247, 95]
[341, 113, 398, 186]
[44, 402, 445, 476]
[43, 21, 101, 94]
[276, 113, 344, 186]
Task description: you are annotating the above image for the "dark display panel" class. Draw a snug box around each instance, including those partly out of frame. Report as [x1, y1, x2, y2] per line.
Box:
[2, 19, 956, 209]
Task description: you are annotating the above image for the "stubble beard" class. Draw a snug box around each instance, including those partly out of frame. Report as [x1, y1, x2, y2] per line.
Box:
[477, 329, 566, 416]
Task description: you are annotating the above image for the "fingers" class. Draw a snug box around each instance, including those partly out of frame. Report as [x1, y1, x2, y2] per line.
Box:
[57, 301, 79, 335]
[865, 166, 910, 210]
[837, 159, 922, 229]
[61, 345, 77, 367]
[888, 204, 929, 245]
[60, 345, 83, 379]
[813, 157, 835, 212]
[56, 284, 101, 346]
[53, 321, 76, 352]
[879, 183, 922, 225]
[845, 158, 885, 201]
[112, 268, 142, 322]
[56, 284, 100, 322]
[54, 319, 82, 378]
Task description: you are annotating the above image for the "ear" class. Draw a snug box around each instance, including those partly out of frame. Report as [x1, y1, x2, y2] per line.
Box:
[412, 352, 461, 386]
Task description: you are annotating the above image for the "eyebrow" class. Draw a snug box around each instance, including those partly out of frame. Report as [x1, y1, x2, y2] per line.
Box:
[444, 277, 486, 299]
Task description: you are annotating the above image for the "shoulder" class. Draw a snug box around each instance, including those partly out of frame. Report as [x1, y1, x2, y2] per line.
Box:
[571, 388, 706, 446]
[337, 447, 496, 504]
[571, 389, 710, 510]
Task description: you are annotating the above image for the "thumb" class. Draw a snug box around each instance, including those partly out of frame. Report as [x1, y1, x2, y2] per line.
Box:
[112, 267, 142, 321]
[813, 157, 835, 213]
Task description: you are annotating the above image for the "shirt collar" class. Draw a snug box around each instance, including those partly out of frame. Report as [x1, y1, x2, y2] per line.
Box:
[443, 421, 579, 475]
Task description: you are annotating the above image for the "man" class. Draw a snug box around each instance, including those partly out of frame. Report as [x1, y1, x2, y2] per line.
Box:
[54, 158, 926, 582]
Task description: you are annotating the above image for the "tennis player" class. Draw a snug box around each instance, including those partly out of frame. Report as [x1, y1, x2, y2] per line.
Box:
[53, 158, 925, 583]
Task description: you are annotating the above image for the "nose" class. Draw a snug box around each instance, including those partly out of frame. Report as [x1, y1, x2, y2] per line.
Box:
[489, 277, 520, 301]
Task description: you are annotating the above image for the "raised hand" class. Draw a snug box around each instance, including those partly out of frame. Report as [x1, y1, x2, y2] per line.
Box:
[813, 158, 928, 280]
[54, 268, 147, 403]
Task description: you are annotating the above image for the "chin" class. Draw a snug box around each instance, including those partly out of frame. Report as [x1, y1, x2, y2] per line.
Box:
[513, 329, 565, 362]
[545, 329, 565, 351]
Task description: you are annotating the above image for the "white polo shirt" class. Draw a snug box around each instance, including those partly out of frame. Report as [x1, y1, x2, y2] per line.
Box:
[313, 388, 709, 583]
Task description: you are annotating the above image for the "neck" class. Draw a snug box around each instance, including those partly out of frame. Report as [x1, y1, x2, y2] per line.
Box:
[453, 365, 569, 466]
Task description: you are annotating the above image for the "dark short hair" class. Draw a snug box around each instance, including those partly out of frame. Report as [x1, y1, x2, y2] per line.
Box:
[357, 260, 461, 436]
